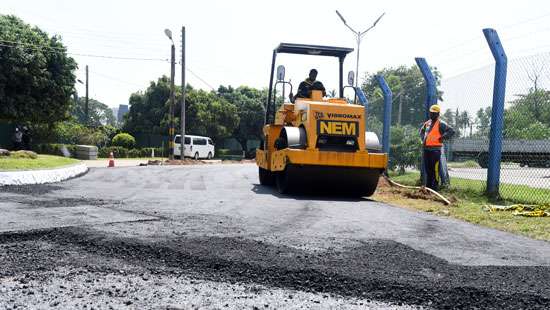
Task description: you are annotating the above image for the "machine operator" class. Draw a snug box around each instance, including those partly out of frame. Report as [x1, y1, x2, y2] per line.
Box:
[291, 69, 326, 102]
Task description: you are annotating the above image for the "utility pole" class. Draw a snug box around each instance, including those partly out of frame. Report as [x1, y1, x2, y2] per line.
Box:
[85, 65, 89, 126]
[398, 92, 403, 125]
[169, 44, 176, 160]
[165, 29, 176, 160]
[336, 11, 385, 90]
[181, 26, 186, 163]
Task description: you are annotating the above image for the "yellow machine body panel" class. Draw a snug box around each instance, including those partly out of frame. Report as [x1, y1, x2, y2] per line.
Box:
[269, 149, 387, 172]
[256, 98, 388, 171]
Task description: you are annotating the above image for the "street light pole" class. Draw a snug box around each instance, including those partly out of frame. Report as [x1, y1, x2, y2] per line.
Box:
[336, 10, 385, 89]
[181, 26, 186, 163]
[165, 29, 176, 161]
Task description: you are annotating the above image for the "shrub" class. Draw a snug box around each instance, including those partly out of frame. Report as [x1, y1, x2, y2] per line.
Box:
[11, 150, 38, 159]
[111, 133, 136, 149]
[30, 121, 110, 147]
[98, 146, 128, 158]
[33, 144, 77, 157]
[245, 149, 257, 159]
[139, 148, 163, 158]
[389, 125, 422, 175]
[216, 149, 230, 156]
[78, 130, 109, 146]
[127, 148, 141, 158]
[217, 149, 243, 156]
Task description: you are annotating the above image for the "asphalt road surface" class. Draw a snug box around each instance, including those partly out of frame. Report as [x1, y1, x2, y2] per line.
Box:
[1, 164, 550, 309]
[449, 166, 550, 189]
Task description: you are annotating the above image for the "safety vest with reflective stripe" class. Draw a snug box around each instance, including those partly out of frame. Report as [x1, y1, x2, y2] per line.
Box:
[423, 119, 442, 147]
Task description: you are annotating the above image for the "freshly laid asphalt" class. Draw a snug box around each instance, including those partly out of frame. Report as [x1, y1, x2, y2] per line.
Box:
[1, 163, 549, 309]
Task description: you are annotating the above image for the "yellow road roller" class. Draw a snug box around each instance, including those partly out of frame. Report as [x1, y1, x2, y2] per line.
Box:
[256, 43, 388, 196]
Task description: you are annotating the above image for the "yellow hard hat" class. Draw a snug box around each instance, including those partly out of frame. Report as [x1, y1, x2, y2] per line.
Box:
[429, 104, 441, 113]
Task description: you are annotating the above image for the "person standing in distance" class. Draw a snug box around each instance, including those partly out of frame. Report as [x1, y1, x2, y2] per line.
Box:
[419, 104, 455, 191]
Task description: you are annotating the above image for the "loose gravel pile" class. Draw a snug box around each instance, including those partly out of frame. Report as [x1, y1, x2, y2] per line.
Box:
[0, 226, 549, 309]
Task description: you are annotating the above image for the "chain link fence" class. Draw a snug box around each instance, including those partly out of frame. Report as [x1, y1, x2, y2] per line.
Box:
[441, 52, 550, 203]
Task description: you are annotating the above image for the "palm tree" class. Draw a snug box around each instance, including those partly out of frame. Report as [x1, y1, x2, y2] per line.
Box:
[460, 111, 471, 137]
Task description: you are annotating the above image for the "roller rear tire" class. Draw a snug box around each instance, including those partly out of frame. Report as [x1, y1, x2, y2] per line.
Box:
[259, 167, 275, 186]
[276, 169, 291, 194]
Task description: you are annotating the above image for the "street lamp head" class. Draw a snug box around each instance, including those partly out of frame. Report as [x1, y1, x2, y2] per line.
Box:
[335, 10, 347, 24]
[373, 12, 386, 27]
[164, 28, 173, 40]
[77, 79, 84, 84]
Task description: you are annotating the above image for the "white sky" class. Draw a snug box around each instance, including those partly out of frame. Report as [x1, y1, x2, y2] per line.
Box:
[2, 0, 550, 108]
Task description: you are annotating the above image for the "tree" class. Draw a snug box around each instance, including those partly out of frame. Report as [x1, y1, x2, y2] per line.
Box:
[0, 15, 77, 123]
[73, 97, 116, 127]
[504, 85, 550, 140]
[123, 76, 171, 135]
[389, 125, 422, 174]
[459, 110, 471, 137]
[218, 85, 266, 150]
[183, 87, 240, 143]
[441, 108, 454, 126]
[123, 77, 240, 143]
[361, 65, 443, 128]
[474, 107, 491, 138]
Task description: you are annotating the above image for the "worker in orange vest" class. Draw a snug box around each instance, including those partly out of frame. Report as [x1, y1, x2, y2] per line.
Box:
[420, 104, 455, 190]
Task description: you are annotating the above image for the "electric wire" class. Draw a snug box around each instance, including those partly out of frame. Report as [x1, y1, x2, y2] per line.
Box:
[0, 40, 169, 62]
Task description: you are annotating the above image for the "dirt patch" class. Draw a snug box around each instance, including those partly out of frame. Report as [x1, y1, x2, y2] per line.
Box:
[162, 159, 206, 165]
[372, 177, 457, 214]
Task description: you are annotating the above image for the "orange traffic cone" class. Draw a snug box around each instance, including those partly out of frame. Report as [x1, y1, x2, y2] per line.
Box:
[108, 152, 115, 167]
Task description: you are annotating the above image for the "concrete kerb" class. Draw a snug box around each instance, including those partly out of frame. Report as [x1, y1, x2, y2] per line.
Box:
[0, 163, 88, 186]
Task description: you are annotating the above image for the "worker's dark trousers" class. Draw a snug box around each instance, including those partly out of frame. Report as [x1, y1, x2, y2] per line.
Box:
[423, 149, 441, 191]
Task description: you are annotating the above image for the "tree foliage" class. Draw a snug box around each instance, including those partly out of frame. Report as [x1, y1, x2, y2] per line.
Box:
[123, 77, 240, 143]
[123, 76, 171, 135]
[31, 121, 115, 146]
[218, 85, 266, 150]
[72, 97, 116, 127]
[184, 87, 240, 143]
[0, 15, 77, 123]
[361, 65, 443, 127]
[111, 133, 136, 149]
[474, 107, 491, 138]
[389, 125, 422, 174]
[504, 87, 550, 140]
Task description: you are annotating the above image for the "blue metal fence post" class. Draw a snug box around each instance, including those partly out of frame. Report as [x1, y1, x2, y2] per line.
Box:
[375, 75, 392, 158]
[415, 57, 450, 186]
[415, 57, 437, 185]
[415, 57, 437, 119]
[483, 28, 507, 198]
[355, 87, 370, 131]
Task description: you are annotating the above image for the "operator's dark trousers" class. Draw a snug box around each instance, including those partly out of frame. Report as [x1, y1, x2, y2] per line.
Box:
[423, 149, 441, 191]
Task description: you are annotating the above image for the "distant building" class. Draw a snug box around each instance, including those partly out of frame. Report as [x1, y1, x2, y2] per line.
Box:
[117, 104, 129, 125]
[111, 107, 119, 122]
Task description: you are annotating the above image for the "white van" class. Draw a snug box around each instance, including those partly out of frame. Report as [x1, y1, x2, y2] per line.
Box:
[174, 135, 215, 160]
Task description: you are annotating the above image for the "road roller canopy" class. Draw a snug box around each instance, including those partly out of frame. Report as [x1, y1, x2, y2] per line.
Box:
[266, 43, 354, 124]
[275, 43, 354, 58]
